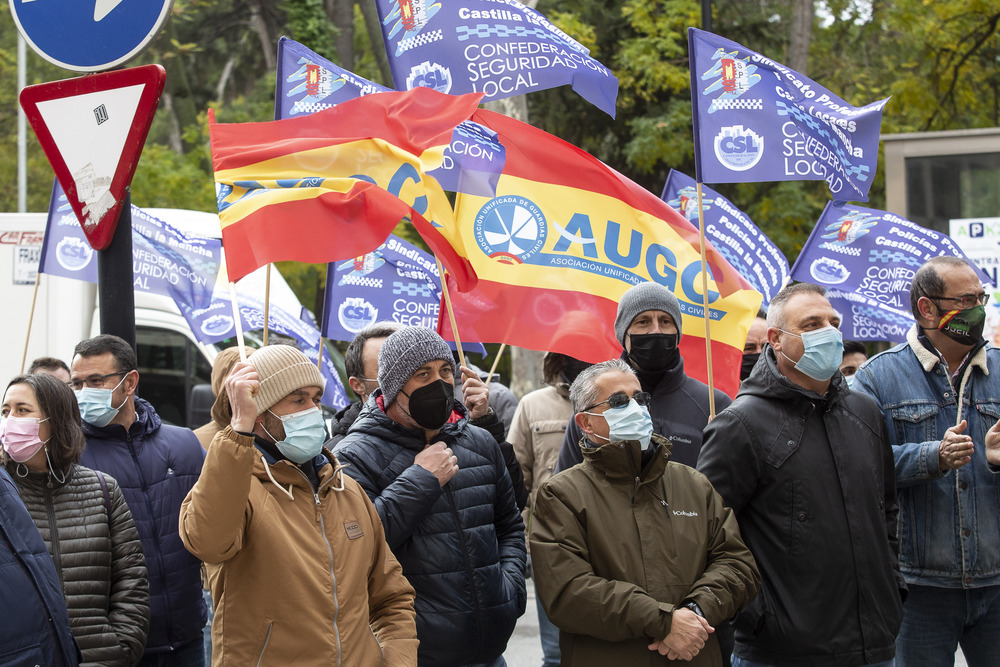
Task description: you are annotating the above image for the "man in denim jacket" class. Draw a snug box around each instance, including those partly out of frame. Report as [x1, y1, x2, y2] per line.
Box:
[855, 256, 1000, 667]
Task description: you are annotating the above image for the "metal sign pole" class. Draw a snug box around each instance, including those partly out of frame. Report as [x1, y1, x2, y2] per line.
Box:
[97, 189, 136, 350]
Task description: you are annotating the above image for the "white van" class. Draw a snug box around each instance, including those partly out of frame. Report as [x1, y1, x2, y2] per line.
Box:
[0, 209, 330, 428]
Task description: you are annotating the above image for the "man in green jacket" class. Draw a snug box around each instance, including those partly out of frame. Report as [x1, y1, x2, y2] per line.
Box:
[530, 359, 760, 666]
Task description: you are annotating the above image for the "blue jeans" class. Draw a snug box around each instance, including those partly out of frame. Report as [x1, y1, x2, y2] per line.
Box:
[731, 657, 893, 667]
[136, 637, 206, 667]
[202, 589, 214, 663]
[536, 593, 561, 667]
[896, 583, 1000, 667]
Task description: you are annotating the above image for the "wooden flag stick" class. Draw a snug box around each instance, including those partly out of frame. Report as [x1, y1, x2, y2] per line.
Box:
[229, 283, 248, 362]
[20, 272, 42, 373]
[695, 182, 717, 420]
[262, 264, 271, 346]
[436, 257, 466, 369]
[317, 336, 325, 372]
[487, 343, 506, 379]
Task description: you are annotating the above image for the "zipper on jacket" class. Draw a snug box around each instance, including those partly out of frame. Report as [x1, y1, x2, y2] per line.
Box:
[255, 621, 274, 666]
[127, 432, 174, 645]
[42, 486, 64, 590]
[283, 462, 343, 667]
[661, 499, 669, 514]
[444, 489, 485, 656]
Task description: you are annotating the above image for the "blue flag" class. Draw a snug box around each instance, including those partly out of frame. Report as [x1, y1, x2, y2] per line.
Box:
[373, 0, 618, 117]
[661, 169, 788, 306]
[321, 234, 486, 355]
[39, 180, 221, 312]
[274, 36, 504, 197]
[688, 28, 889, 203]
[789, 202, 991, 342]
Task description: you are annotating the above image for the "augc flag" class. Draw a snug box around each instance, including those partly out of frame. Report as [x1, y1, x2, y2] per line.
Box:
[442, 110, 762, 398]
[688, 27, 889, 202]
[210, 87, 480, 285]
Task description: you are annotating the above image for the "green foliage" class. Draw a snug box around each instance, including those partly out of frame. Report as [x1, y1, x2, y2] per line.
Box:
[285, 0, 338, 62]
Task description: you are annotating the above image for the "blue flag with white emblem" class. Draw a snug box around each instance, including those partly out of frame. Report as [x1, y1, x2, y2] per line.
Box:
[275, 35, 504, 196]
[373, 0, 618, 117]
[789, 202, 991, 342]
[661, 169, 789, 306]
[320, 234, 486, 355]
[688, 28, 889, 203]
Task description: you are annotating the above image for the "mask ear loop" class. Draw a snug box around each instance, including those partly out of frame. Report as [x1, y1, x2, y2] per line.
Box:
[15, 462, 28, 478]
[45, 446, 66, 485]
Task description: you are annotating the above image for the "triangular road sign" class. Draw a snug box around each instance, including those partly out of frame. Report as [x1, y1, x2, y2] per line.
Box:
[20, 64, 166, 250]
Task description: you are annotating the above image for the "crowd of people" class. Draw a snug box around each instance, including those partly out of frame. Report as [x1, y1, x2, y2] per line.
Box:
[2, 254, 999, 667]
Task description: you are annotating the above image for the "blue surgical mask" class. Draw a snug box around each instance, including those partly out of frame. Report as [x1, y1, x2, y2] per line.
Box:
[845, 374, 857, 389]
[586, 399, 654, 449]
[75, 375, 128, 427]
[266, 407, 326, 464]
[779, 325, 844, 381]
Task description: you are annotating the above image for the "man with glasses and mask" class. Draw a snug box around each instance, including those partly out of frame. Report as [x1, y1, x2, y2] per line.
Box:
[71, 334, 208, 666]
[530, 359, 759, 666]
[180, 344, 418, 665]
[334, 326, 526, 667]
[556, 281, 731, 473]
[854, 256, 1000, 667]
[698, 283, 905, 667]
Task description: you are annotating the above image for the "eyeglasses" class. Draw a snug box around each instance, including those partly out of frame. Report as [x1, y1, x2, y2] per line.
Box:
[584, 391, 651, 412]
[928, 293, 990, 309]
[67, 371, 127, 391]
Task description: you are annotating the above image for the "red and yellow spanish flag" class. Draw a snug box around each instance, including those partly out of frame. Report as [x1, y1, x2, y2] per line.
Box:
[210, 88, 481, 285]
[440, 110, 762, 397]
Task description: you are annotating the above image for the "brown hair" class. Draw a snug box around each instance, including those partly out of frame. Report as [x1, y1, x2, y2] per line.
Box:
[3, 373, 86, 473]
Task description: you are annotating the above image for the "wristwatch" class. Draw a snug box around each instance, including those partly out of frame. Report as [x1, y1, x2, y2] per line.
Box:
[682, 601, 705, 618]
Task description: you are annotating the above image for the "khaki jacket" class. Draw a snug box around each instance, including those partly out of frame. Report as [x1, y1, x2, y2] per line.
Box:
[180, 426, 417, 666]
[508, 383, 572, 543]
[531, 434, 760, 667]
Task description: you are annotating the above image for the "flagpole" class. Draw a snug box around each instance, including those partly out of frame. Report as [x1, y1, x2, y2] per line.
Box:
[488, 343, 506, 379]
[317, 336, 325, 372]
[229, 283, 248, 362]
[436, 257, 466, 369]
[695, 182, 717, 420]
[263, 264, 271, 346]
[20, 272, 41, 373]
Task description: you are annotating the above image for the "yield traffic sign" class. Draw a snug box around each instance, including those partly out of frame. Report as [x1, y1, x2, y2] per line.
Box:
[20, 65, 166, 250]
[9, 0, 173, 72]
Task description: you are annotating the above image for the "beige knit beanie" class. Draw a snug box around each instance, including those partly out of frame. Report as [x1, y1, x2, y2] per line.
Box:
[247, 345, 324, 415]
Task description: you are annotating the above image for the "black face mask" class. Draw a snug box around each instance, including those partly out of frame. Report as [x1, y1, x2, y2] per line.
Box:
[403, 379, 454, 430]
[740, 352, 761, 381]
[561, 357, 591, 385]
[627, 333, 679, 372]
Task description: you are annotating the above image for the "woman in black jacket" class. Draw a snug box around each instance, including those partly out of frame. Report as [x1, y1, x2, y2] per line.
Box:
[1, 373, 150, 667]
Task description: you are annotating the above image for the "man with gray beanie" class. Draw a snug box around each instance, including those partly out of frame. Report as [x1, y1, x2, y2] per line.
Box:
[556, 281, 732, 472]
[335, 326, 527, 667]
[179, 344, 418, 666]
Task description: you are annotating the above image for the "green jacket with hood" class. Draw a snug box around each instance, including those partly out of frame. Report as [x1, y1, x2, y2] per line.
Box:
[530, 433, 760, 666]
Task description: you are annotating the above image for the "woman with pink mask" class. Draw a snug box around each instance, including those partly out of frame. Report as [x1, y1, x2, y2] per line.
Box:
[1, 373, 150, 667]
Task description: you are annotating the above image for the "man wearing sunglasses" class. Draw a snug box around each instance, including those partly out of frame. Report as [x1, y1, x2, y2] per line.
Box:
[854, 256, 1000, 667]
[556, 281, 732, 473]
[71, 334, 208, 666]
[530, 359, 760, 666]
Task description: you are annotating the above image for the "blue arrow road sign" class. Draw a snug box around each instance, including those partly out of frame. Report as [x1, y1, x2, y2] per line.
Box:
[9, 0, 173, 72]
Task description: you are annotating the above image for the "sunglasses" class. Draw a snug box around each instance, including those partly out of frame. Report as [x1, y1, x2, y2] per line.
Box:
[584, 391, 651, 412]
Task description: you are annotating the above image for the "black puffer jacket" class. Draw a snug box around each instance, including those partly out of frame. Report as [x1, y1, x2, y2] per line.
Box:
[334, 392, 527, 666]
[697, 347, 905, 667]
[10, 463, 150, 666]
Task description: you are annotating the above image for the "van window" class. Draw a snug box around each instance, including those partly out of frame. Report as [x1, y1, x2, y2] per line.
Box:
[135, 327, 213, 427]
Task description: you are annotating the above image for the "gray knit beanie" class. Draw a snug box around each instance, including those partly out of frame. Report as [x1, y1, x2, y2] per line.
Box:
[614, 282, 683, 346]
[248, 345, 324, 415]
[378, 326, 457, 406]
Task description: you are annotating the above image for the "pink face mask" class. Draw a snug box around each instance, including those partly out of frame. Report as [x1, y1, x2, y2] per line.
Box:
[1, 416, 49, 463]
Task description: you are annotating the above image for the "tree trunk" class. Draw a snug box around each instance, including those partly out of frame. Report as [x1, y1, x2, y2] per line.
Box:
[788, 0, 813, 74]
[251, 1, 277, 74]
[326, 0, 355, 69]
[358, 0, 392, 84]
